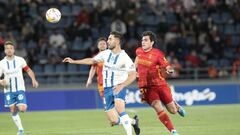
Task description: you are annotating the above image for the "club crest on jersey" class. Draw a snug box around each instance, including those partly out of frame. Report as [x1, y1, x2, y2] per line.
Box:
[18, 94, 24, 100]
[110, 56, 115, 62]
[129, 64, 135, 69]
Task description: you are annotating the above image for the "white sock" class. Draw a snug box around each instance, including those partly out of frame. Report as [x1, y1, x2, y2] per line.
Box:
[12, 113, 24, 130]
[120, 113, 132, 135]
[118, 117, 136, 125]
[129, 117, 136, 125]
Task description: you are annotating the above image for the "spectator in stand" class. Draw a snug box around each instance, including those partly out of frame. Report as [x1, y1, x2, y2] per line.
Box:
[15, 42, 27, 59]
[182, 0, 196, 13]
[0, 32, 5, 52]
[21, 22, 34, 42]
[170, 58, 181, 78]
[167, 51, 181, 78]
[208, 65, 218, 78]
[232, 58, 240, 77]
[76, 8, 90, 27]
[148, 0, 167, 15]
[185, 51, 200, 67]
[218, 68, 229, 78]
[111, 17, 127, 35]
[0, 0, 239, 80]
[6, 32, 17, 45]
[49, 30, 67, 49]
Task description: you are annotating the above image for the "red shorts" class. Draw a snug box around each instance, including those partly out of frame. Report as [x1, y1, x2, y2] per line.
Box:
[144, 84, 173, 105]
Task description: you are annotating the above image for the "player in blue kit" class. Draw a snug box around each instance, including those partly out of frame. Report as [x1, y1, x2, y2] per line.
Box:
[0, 41, 39, 135]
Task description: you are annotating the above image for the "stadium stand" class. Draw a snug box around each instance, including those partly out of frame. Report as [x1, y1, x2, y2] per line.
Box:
[0, 0, 239, 84]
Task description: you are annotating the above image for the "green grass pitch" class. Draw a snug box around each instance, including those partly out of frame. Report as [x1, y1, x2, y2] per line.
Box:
[0, 104, 240, 135]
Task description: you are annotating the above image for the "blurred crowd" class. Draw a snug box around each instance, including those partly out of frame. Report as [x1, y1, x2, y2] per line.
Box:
[0, 0, 239, 78]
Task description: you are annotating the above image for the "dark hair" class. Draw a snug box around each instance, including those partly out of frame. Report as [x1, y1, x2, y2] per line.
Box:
[4, 41, 15, 47]
[97, 37, 107, 44]
[110, 31, 123, 44]
[141, 31, 156, 42]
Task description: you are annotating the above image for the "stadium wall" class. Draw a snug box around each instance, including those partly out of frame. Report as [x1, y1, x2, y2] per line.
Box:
[0, 83, 240, 112]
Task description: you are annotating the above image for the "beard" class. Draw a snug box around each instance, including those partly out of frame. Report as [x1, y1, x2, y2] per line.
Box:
[108, 44, 116, 50]
[6, 53, 14, 57]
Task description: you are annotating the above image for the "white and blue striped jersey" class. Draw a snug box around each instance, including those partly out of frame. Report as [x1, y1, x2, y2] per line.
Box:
[93, 49, 135, 88]
[0, 56, 27, 93]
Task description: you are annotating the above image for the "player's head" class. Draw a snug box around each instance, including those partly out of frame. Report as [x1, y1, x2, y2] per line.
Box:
[4, 41, 15, 57]
[141, 31, 156, 51]
[97, 37, 107, 51]
[107, 31, 123, 50]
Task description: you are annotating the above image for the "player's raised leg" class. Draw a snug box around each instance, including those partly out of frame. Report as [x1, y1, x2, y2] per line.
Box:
[106, 108, 140, 135]
[115, 99, 133, 135]
[165, 84, 186, 117]
[151, 100, 179, 135]
[104, 87, 133, 135]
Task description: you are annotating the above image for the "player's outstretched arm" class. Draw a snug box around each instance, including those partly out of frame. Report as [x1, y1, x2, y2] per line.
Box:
[114, 71, 136, 94]
[62, 57, 96, 65]
[26, 68, 39, 88]
[122, 71, 136, 87]
[86, 66, 96, 88]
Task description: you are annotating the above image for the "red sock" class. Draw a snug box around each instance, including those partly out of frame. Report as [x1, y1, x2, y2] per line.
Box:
[157, 111, 175, 132]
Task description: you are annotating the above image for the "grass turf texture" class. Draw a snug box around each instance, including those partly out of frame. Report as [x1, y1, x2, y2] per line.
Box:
[0, 104, 240, 135]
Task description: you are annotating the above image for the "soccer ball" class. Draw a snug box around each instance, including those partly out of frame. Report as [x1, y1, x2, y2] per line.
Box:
[46, 8, 61, 23]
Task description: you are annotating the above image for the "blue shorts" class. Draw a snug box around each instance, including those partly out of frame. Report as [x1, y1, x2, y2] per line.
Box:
[4, 91, 27, 107]
[103, 86, 126, 111]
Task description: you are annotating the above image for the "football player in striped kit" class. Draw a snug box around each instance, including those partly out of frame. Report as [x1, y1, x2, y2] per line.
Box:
[0, 41, 39, 135]
[63, 31, 140, 135]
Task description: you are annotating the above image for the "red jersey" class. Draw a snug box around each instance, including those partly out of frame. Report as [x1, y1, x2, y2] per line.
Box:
[93, 62, 103, 86]
[136, 47, 169, 88]
[92, 53, 104, 97]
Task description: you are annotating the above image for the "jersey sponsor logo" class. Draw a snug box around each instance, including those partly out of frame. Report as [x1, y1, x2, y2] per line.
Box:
[104, 63, 126, 71]
[110, 56, 115, 62]
[5, 69, 20, 76]
[137, 58, 152, 67]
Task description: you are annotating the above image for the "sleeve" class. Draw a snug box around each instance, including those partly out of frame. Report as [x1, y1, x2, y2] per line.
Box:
[124, 55, 136, 72]
[93, 51, 105, 62]
[20, 58, 30, 71]
[158, 51, 170, 68]
[135, 47, 141, 56]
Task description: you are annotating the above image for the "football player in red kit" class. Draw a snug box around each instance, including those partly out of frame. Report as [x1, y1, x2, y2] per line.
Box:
[135, 31, 186, 135]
